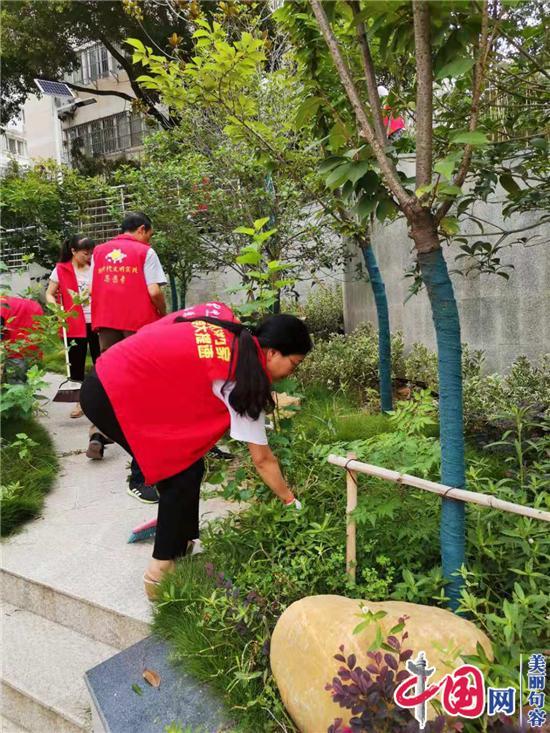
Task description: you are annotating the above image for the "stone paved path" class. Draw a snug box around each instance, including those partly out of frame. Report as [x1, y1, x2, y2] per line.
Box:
[2, 372, 240, 627]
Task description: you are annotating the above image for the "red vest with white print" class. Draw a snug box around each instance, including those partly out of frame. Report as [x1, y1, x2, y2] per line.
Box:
[0, 296, 43, 358]
[96, 302, 247, 484]
[56, 262, 86, 338]
[91, 233, 159, 332]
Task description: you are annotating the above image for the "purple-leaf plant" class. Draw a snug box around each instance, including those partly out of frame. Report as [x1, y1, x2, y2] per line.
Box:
[325, 615, 449, 733]
[325, 615, 525, 733]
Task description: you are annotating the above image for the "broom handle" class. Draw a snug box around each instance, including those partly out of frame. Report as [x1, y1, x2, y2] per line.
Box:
[62, 326, 71, 380]
[60, 303, 71, 380]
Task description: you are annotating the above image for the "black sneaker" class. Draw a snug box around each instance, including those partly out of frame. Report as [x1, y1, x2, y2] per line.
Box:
[86, 433, 104, 460]
[127, 482, 159, 504]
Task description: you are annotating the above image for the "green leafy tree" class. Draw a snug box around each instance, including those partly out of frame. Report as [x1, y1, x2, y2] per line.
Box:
[129, 16, 398, 409]
[124, 31, 347, 309]
[273, 0, 548, 608]
[0, 162, 107, 268]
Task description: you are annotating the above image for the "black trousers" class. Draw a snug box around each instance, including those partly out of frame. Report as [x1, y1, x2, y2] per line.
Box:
[80, 369, 205, 560]
[69, 324, 100, 382]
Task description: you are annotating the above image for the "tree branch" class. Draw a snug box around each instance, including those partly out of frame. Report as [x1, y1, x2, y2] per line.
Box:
[348, 0, 386, 147]
[98, 35, 172, 129]
[65, 82, 134, 102]
[412, 0, 433, 188]
[308, 0, 411, 212]
[500, 29, 550, 79]
[435, 0, 490, 224]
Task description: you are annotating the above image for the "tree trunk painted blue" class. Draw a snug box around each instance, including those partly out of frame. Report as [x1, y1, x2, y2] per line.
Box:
[169, 273, 179, 312]
[361, 239, 393, 412]
[418, 248, 465, 611]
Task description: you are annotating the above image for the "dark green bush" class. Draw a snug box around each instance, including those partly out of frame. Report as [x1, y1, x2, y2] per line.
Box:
[1, 416, 58, 536]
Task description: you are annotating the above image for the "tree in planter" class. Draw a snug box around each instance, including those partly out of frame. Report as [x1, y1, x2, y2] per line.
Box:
[274, 0, 547, 608]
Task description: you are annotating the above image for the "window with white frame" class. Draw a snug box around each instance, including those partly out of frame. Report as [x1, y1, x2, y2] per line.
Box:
[67, 112, 148, 157]
[1, 136, 27, 157]
[72, 43, 110, 85]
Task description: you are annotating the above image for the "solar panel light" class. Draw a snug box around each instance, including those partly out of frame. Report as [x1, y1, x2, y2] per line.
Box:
[34, 79, 75, 97]
[57, 97, 97, 120]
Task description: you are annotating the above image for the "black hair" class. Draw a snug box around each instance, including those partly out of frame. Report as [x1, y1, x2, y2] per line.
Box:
[120, 211, 152, 233]
[174, 313, 312, 420]
[59, 234, 94, 263]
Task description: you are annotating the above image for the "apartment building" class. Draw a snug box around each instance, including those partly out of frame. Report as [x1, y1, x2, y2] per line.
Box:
[0, 113, 31, 174]
[3, 41, 150, 171]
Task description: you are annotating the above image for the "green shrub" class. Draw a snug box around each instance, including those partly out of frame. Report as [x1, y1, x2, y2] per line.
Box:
[298, 323, 405, 400]
[302, 284, 344, 340]
[464, 354, 549, 433]
[299, 324, 548, 435]
[1, 416, 58, 536]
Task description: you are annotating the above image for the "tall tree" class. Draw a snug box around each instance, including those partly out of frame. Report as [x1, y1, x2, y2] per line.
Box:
[275, 0, 548, 608]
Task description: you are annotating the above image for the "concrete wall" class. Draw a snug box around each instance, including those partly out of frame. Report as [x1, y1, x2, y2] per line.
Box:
[0, 263, 49, 301]
[344, 202, 549, 374]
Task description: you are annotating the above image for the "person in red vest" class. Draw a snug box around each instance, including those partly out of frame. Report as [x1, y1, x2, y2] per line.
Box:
[91, 211, 167, 351]
[46, 234, 99, 418]
[378, 85, 406, 141]
[80, 302, 312, 598]
[87, 212, 167, 487]
[1, 295, 43, 380]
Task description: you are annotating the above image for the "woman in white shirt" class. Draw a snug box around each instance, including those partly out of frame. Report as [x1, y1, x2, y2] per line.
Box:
[46, 235, 100, 418]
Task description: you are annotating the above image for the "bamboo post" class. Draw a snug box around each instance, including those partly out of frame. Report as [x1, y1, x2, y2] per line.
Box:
[328, 454, 550, 523]
[345, 452, 358, 584]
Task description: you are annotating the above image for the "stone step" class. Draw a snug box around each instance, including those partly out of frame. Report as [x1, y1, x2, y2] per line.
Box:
[85, 635, 231, 733]
[1, 716, 29, 732]
[1, 603, 119, 733]
[1, 569, 148, 651]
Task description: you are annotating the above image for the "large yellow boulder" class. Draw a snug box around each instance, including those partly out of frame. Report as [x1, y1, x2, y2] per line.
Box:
[272, 391, 301, 419]
[270, 595, 493, 733]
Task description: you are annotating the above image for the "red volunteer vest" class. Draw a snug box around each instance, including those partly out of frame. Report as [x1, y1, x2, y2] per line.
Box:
[96, 302, 257, 485]
[383, 106, 405, 136]
[56, 262, 87, 338]
[91, 233, 159, 332]
[0, 295, 43, 358]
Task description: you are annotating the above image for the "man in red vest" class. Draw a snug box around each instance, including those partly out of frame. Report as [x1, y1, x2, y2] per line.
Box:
[87, 212, 167, 502]
[91, 211, 167, 351]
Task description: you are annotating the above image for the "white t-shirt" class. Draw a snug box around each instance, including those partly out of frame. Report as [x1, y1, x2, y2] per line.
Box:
[212, 380, 268, 445]
[50, 264, 92, 323]
[89, 247, 167, 285]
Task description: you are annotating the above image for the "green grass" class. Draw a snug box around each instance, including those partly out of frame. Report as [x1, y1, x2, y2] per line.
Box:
[1, 415, 58, 536]
[42, 344, 67, 374]
[42, 344, 94, 375]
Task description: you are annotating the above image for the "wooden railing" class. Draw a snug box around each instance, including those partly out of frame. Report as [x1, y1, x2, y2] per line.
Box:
[328, 452, 550, 583]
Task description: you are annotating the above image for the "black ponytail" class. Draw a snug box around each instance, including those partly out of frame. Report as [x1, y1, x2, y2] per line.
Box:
[59, 234, 94, 263]
[175, 312, 312, 420]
